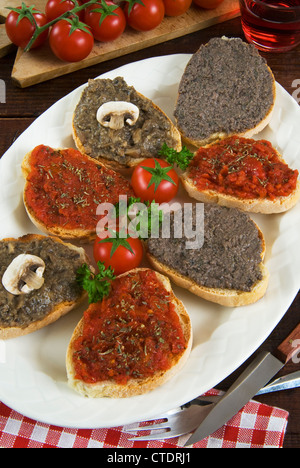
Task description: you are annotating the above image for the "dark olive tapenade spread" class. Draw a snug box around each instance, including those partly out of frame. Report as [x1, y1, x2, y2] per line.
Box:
[147, 204, 263, 292]
[174, 37, 275, 143]
[73, 77, 178, 166]
[0, 237, 83, 328]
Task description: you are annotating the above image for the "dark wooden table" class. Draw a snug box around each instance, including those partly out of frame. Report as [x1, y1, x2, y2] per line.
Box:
[0, 16, 299, 448]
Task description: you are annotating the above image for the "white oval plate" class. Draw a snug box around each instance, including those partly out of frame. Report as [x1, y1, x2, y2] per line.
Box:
[0, 54, 299, 429]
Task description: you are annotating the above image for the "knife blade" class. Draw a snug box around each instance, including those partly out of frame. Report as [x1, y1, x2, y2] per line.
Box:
[185, 322, 300, 446]
[255, 370, 300, 395]
[190, 370, 300, 405]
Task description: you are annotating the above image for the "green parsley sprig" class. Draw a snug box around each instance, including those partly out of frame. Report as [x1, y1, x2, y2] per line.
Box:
[76, 261, 115, 304]
[159, 143, 194, 171]
[114, 196, 164, 238]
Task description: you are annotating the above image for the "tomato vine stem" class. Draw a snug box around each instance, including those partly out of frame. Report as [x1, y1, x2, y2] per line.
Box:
[19, 0, 99, 51]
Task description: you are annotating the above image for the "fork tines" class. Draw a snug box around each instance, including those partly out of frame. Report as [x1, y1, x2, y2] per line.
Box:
[125, 404, 212, 441]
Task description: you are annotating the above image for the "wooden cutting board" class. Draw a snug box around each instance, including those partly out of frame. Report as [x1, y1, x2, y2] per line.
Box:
[0, 0, 240, 88]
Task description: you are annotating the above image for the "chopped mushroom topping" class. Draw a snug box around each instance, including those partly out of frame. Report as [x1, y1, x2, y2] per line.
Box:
[2, 254, 45, 295]
[96, 101, 139, 130]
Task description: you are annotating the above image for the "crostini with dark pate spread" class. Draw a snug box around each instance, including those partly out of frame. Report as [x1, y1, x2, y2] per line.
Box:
[0, 234, 90, 339]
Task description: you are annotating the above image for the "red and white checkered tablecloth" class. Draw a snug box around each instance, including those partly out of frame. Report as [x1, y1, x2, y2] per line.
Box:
[0, 390, 289, 448]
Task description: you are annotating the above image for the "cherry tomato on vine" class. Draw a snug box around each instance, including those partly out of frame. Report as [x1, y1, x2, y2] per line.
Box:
[192, 0, 224, 8]
[93, 230, 144, 276]
[49, 17, 94, 62]
[124, 0, 165, 32]
[45, 0, 83, 21]
[131, 158, 179, 203]
[5, 4, 48, 49]
[163, 0, 192, 16]
[84, 0, 126, 42]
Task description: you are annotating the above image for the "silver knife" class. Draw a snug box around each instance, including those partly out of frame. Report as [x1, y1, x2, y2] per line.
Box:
[185, 323, 300, 446]
[190, 370, 300, 405]
[256, 370, 300, 395]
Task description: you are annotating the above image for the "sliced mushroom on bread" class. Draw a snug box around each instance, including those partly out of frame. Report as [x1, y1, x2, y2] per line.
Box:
[0, 234, 90, 339]
[72, 77, 182, 171]
[181, 136, 300, 214]
[66, 268, 192, 398]
[174, 37, 276, 148]
[21, 145, 134, 242]
[145, 204, 269, 307]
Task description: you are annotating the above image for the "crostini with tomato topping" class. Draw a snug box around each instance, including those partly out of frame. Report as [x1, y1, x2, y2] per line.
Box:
[21, 145, 134, 242]
[66, 268, 192, 398]
[181, 136, 300, 214]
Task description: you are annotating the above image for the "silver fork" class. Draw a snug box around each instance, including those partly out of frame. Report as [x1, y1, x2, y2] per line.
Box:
[126, 402, 214, 441]
[126, 370, 300, 441]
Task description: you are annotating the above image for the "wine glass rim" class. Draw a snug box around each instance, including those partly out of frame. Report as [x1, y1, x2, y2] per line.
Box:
[243, 0, 300, 10]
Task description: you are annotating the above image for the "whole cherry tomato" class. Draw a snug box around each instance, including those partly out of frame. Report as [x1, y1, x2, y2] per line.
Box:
[5, 4, 48, 49]
[163, 0, 192, 16]
[93, 230, 144, 276]
[84, 0, 126, 42]
[49, 17, 94, 62]
[45, 0, 82, 21]
[124, 0, 165, 32]
[131, 158, 179, 203]
[192, 0, 224, 9]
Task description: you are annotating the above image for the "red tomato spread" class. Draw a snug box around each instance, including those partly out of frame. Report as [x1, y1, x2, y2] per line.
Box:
[72, 270, 187, 385]
[188, 137, 298, 200]
[24, 145, 134, 230]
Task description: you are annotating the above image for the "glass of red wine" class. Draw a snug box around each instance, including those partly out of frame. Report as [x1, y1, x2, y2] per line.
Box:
[239, 0, 300, 52]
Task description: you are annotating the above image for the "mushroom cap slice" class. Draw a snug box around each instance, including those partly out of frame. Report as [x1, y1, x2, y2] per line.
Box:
[96, 101, 139, 130]
[2, 254, 45, 295]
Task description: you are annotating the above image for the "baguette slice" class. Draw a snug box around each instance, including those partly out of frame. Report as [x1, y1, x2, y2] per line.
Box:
[146, 249, 269, 308]
[72, 77, 182, 172]
[182, 174, 300, 214]
[66, 268, 192, 398]
[174, 37, 276, 148]
[22, 145, 134, 242]
[0, 234, 89, 339]
[181, 137, 300, 214]
[145, 206, 269, 307]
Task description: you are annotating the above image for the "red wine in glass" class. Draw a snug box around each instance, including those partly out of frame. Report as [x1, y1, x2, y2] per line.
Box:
[239, 0, 300, 52]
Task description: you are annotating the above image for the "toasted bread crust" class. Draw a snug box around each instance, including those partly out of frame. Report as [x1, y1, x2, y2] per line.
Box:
[181, 175, 300, 214]
[181, 141, 300, 214]
[146, 252, 269, 308]
[22, 148, 134, 242]
[174, 37, 276, 148]
[72, 85, 182, 172]
[0, 234, 89, 339]
[22, 150, 97, 242]
[66, 268, 192, 398]
[73, 120, 182, 173]
[145, 226, 269, 308]
[176, 75, 276, 149]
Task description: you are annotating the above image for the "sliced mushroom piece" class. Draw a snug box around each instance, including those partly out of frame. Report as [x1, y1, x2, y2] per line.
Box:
[96, 101, 139, 130]
[2, 254, 45, 295]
